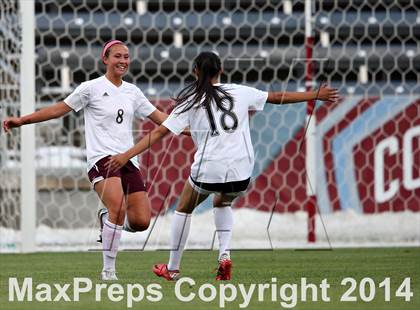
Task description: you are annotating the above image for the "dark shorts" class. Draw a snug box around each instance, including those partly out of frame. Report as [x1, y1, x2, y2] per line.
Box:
[189, 176, 250, 196]
[88, 156, 146, 194]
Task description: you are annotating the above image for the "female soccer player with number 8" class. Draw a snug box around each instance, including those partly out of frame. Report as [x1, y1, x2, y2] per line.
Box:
[3, 40, 168, 281]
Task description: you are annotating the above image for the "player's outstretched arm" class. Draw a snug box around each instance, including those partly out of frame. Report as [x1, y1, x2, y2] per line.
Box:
[267, 85, 339, 105]
[2, 101, 72, 133]
[105, 124, 170, 171]
[148, 109, 190, 136]
[148, 109, 168, 125]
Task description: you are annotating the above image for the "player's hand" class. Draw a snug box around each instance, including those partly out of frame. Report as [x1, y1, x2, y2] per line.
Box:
[317, 84, 339, 102]
[105, 153, 130, 172]
[3, 117, 23, 133]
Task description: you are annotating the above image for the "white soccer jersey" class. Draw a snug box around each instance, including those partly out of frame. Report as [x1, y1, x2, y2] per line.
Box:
[64, 76, 156, 171]
[163, 83, 268, 183]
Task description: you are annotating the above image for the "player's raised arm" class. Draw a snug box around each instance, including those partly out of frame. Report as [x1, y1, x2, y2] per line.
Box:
[105, 124, 171, 171]
[2, 101, 72, 133]
[266, 85, 339, 105]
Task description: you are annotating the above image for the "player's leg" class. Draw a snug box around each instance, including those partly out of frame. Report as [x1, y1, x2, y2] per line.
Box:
[121, 162, 151, 232]
[176, 177, 210, 214]
[125, 191, 151, 231]
[94, 177, 126, 280]
[169, 179, 208, 268]
[212, 178, 250, 280]
[213, 178, 249, 261]
[213, 193, 236, 260]
[213, 194, 236, 281]
[154, 179, 208, 280]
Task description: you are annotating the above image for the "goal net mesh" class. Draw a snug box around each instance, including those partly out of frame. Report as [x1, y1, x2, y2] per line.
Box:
[0, 0, 418, 251]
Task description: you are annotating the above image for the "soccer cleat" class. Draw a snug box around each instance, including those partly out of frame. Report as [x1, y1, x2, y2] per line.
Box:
[153, 264, 180, 281]
[216, 254, 232, 281]
[97, 208, 108, 243]
[100, 270, 118, 281]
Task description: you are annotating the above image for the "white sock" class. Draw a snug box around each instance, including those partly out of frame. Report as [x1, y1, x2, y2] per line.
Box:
[102, 219, 123, 272]
[168, 211, 192, 271]
[214, 206, 233, 260]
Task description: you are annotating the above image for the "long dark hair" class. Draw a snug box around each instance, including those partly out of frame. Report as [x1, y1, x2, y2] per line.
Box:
[173, 52, 234, 113]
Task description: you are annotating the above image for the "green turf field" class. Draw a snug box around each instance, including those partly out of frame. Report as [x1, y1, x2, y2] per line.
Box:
[0, 248, 419, 309]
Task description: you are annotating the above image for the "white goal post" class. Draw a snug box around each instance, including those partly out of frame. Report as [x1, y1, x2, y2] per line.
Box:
[19, 0, 36, 253]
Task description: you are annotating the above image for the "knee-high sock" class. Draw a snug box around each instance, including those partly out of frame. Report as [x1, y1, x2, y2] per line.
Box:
[214, 206, 233, 260]
[102, 219, 123, 272]
[168, 211, 192, 271]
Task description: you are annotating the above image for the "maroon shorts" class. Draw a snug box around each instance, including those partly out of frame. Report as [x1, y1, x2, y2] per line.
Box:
[88, 156, 146, 194]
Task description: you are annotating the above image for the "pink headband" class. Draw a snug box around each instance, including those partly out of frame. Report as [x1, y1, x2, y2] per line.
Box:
[101, 40, 123, 61]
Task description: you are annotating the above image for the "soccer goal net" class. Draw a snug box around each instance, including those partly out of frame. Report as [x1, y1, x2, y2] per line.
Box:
[0, 0, 419, 252]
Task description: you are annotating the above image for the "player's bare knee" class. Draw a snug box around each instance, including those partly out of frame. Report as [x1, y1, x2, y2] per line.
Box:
[129, 218, 150, 232]
[213, 195, 233, 208]
[213, 195, 222, 207]
[213, 199, 232, 208]
[176, 205, 194, 214]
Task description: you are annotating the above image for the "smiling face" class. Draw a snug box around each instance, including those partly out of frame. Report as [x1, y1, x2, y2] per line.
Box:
[103, 44, 130, 78]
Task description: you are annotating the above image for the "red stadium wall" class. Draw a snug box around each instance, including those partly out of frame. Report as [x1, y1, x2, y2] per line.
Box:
[353, 102, 420, 213]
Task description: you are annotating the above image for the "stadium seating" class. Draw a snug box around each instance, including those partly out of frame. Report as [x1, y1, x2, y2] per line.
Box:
[33, 0, 420, 103]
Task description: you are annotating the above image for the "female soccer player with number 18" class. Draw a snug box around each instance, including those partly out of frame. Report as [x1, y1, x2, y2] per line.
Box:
[106, 51, 339, 281]
[3, 40, 168, 281]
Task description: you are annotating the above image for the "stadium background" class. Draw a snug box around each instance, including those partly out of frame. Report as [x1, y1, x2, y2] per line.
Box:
[0, 0, 419, 252]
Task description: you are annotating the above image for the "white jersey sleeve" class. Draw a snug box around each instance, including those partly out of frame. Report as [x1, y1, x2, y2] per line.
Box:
[133, 88, 156, 119]
[162, 106, 189, 135]
[64, 82, 91, 112]
[239, 85, 268, 111]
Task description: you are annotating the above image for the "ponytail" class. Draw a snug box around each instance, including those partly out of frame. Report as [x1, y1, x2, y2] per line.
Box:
[173, 52, 234, 114]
